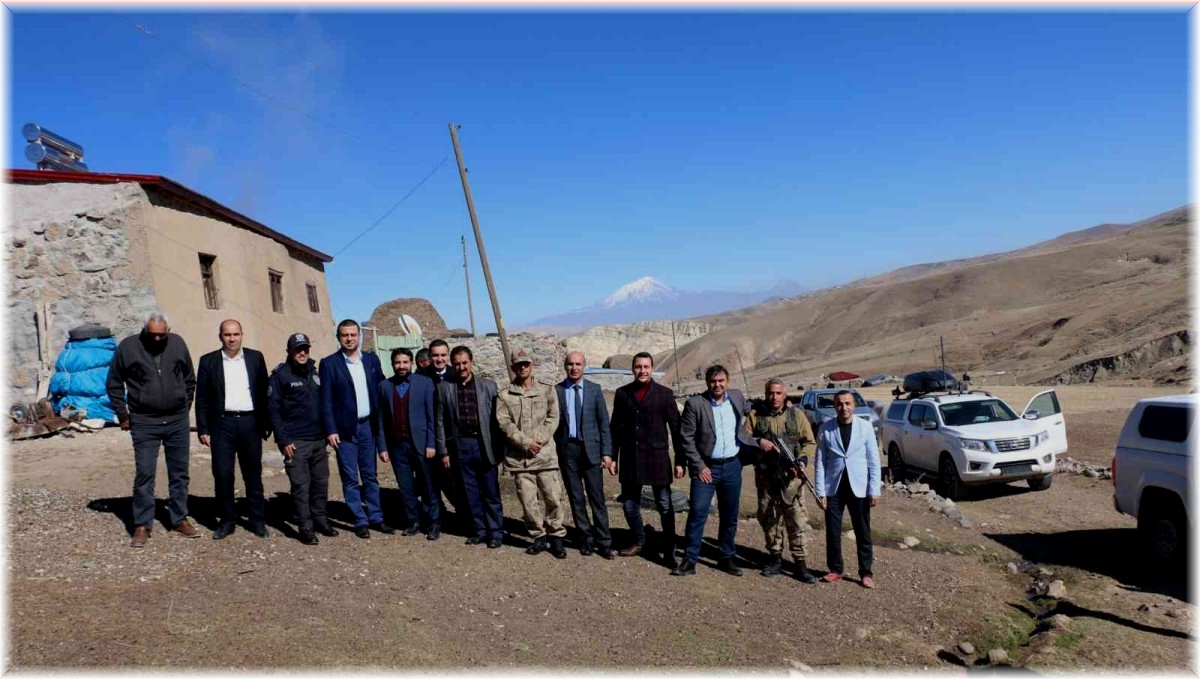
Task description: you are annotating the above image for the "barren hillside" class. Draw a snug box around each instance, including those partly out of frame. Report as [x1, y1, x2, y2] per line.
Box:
[661, 207, 1190, 389]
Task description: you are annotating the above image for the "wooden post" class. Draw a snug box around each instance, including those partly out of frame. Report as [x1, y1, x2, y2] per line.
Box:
[461, 235, 477, 337]
[449, 123, 512, 371]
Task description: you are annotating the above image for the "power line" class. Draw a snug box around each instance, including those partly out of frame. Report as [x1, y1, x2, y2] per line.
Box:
[331, 154, 450, 257]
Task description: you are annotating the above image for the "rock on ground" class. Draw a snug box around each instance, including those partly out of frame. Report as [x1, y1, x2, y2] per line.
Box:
[1046, 580, 1067, 599]
[988, 648, 1009, 664]
[957, 641, 975, 655]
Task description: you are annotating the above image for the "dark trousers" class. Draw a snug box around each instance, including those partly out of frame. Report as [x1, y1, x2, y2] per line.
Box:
[621, 482, 675, 548]
[457, 437, 503, 540]
[434, 455, 469, 526]
[211, 414, 265, 527]
[335, 419, 384, 528]
[560, 440, 611, 547]
[683, 459, 743, 562]
[390, 439, 441, 530]
[825, 472, 874, 577]
[131, 414, 191, 529]
[284, 439, 330, 533]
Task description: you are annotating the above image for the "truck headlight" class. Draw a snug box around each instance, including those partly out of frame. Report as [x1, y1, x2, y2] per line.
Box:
[1034, 431, 1049, 447]
[959, 438, 987, 452]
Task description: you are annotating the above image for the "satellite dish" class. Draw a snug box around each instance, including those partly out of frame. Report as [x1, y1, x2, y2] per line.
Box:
[396, 314, 422, 336]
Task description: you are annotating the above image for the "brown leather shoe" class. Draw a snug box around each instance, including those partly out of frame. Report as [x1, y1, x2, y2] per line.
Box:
[617, 543, 643, 557]
[174, 520, 200, 538]
[130, 526, 150, 548]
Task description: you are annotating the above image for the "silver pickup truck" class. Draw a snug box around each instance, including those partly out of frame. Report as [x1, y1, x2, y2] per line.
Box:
[1112, 394, 1194, 566]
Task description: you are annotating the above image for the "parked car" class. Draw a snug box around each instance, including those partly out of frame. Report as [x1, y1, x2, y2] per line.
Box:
[862, 374, 899, 387]
[880, 389, 1066, 499]
[798, 388, 883, 444]
[1112, 395, 1194, 566]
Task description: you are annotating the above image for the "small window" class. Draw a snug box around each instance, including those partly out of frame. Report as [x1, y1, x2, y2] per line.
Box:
[269, 270, 284, 314]
[1138, 405, 1192, 444]
[199, 254, 219, 310]
[1026, 391, 1061, 418]
[908, 404, 928, 425]
[306, 283, 320, 313]
[886, 402, 908, 421]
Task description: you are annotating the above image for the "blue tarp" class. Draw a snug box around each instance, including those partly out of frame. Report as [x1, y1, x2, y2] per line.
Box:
[50, 336, 118, 422]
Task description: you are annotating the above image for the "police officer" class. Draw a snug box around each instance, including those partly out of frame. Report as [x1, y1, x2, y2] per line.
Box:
[744, 377, 818, 583]
[268, 332, 337, 545]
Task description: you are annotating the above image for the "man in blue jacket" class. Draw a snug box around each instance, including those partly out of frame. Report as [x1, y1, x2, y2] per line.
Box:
[319, 319, 393, 539]
[377, 348, 441, 540]
[814, 390, 881, 589]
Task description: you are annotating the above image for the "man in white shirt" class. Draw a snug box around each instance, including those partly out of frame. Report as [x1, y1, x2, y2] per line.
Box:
[195, 320, 272, 539]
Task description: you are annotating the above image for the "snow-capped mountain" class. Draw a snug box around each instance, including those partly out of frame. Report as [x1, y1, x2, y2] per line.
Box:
[521, 276, 807, 334]
[601, 276, 681, 308]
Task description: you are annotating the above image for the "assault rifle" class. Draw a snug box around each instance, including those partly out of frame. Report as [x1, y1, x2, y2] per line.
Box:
[767, 432, 824, 508]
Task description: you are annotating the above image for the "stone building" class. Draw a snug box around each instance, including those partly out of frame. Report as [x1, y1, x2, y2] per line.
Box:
[6, 170, 335, 404]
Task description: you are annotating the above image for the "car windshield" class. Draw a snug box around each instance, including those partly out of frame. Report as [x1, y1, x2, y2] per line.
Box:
[816, 392, 867, 409]
[938, 400, 1018, 426]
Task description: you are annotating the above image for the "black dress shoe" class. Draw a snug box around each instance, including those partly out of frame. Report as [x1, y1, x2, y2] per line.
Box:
[370, 522, 396, 535]
[671, 560, 697, 576]
[212, 523, 236, 540]
[298, 531, 319, 545]
[314, 524, 339, 537]
[526, 537, 548, 555]
[550, 538, 568, 559]
[355, 526, 371, 539]
[426, 525, 441, 541]
[596, 545, 615, 560]
[401, 525, 420, 537]
[716, 559, 744, 577]
[465, 536, 483, 545]
[487, 537, 503, 549]
[251, 524, 270, 539]
[579, 542, 594, 557]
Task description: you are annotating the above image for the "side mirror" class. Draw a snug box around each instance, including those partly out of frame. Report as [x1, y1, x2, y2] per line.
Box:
[1024, 411, 1040, 420]
[921, 419, 938, 431]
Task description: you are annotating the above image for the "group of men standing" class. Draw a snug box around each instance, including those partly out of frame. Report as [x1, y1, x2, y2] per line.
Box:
[105, 311, 880, 587]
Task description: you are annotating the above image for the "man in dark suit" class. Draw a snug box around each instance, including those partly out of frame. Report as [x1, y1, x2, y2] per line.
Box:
[319, 319, 393, 539]
[377, 347, 441, 540]
[674, 365, 756, 576]
[195, 319, 271, 540]
[434, 346, 505, 548]
[554, 351, 615, 559]
[420, 338, 468, 527]
[610, 352, 685, 567]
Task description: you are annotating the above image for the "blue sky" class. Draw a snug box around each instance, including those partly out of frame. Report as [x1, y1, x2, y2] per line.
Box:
[9, 9, 1189, 331]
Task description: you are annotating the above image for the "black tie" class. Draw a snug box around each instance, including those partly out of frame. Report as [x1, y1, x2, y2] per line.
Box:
[574, 385, 583, 438]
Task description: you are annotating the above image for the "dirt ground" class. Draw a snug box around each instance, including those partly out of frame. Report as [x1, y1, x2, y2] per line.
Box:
[6, 384, 1194, 670]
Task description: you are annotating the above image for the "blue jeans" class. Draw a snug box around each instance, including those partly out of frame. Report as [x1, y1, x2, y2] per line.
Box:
[683, 459, 743, 563]
[335, 419, 383, 528]
[390, 440, 441, 530]
[457, 437, 504, 540]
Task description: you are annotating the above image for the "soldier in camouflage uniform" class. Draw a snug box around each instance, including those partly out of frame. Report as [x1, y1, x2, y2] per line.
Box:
[743, 377, 819, 583]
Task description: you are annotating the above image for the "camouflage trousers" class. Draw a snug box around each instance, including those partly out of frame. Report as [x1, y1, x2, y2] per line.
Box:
[513, 469, 568, 539]
[755, 469, 808, 559]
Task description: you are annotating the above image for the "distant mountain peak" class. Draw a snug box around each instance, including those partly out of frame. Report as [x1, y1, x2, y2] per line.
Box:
[601, 276, 679, 308]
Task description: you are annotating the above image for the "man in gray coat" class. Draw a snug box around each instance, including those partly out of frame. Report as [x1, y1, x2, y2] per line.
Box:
[673, 365, 755, 576]
[434, 346, 505, 548]
[554, 352, 616, 559]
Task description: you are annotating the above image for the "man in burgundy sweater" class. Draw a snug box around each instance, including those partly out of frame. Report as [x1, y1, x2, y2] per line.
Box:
[376, 348, 441, 540]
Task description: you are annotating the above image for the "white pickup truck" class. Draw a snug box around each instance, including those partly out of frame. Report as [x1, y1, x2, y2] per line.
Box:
[1112, 394, 1194, 566]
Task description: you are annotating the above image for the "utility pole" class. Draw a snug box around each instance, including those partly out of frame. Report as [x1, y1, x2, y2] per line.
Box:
[461, 235, 477, 337]
[671, 321, 681, 391]
[449, 123, 511, 370]
[734, 346, 751, 394]
[940, 336, 947, 385]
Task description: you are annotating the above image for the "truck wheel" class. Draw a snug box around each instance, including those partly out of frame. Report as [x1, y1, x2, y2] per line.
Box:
[1139, 495, 1189, 566]
[940, 454, 966, 501]
[1027, 474, 1053, 491]
[888, 443, 907, 482]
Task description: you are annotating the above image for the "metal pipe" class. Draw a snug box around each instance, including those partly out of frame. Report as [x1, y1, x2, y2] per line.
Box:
[22, 123, 85, 158]
[25, 143, 88, 172]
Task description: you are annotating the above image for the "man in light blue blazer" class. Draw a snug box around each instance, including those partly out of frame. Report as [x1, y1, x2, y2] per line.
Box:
[814, 390, 881, 588]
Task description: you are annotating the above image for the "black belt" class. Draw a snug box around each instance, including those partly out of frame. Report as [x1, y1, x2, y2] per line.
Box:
[567, 437, 583, 444]
[224, 411, 254, 417]
[357, 416, 370, 424]
[710, 456, 738, 466]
